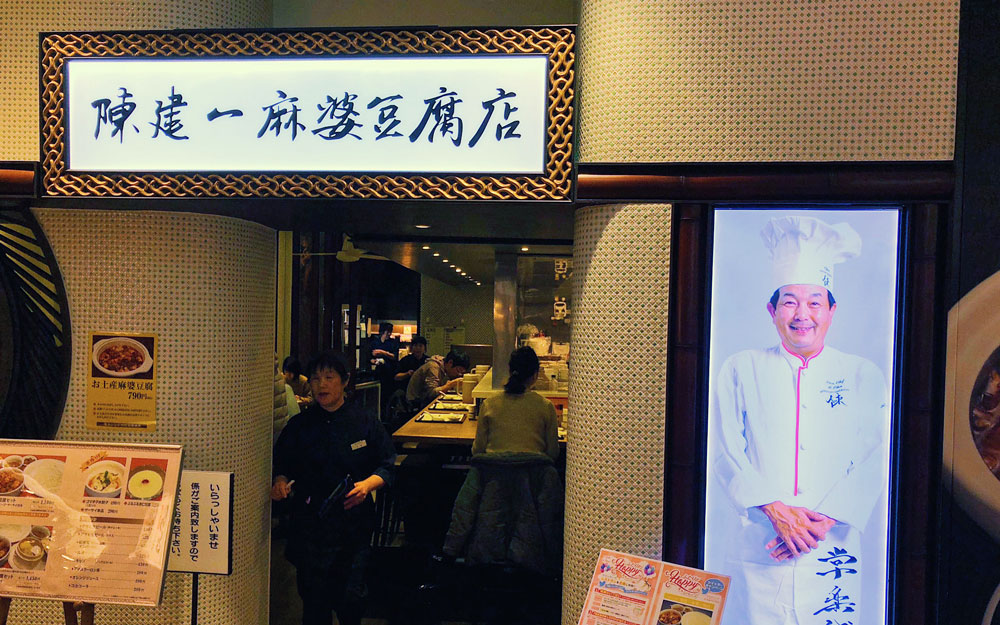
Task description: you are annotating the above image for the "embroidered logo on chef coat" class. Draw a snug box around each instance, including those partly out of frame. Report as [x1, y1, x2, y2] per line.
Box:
[350, 440, 367, 451]
[821, 379, 849, 408]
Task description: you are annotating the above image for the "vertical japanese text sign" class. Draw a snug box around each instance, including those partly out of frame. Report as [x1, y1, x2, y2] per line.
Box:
[168, 470, 233, 575]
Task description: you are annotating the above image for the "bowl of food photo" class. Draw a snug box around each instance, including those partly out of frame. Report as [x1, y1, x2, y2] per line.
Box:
[2, 455, 23, 469]
[0, 537, 10, 567]
[84, 460, 125, 498]
[0, 467, 24, 497]
[92, 337, 153, 377]
[127, 465, 166, 500]
[16, 536, 46, 564]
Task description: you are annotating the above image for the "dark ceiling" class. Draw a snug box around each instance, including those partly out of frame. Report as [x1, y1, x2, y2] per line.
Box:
[356, 239, 572, 287]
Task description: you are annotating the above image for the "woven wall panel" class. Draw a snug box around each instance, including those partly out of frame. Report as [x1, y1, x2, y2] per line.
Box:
[578, 0, 958, 162]
[420, 274, 495, 345]
[19, 209, 275, 625]
[0, 0, 271, 161]
[564, 203, 671, 624]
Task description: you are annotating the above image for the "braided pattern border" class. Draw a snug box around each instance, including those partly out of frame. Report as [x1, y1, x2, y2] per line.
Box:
[40, 28, 574, 200]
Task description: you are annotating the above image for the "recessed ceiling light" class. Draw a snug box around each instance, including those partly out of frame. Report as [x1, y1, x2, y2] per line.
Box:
[449, 264, 455, 268]
[476, 282, 481, 286]
[455, 268, 461, 272]
[461, 272, 467, 276]
[521, 246, 529, 252]
[415, 224, 431, 229]
[433, 252, 440, 257]
[442, 258, 449, 262]
[422, 245, 430, 250]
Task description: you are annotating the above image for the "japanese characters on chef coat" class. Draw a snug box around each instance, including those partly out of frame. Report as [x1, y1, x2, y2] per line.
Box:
[711, 342, 888, 625]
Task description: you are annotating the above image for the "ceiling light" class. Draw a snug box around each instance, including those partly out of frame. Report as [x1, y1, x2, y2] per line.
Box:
[449, 264, 455, 268]
[455, 268, 461, 272]
[415, 224, 430, 229]
[422, 245, 430, 250]
[461, 272, 467, 276]
[442, 258, 449, 262]
[521, 246, 529, 252]
[433, 252, 440, 257]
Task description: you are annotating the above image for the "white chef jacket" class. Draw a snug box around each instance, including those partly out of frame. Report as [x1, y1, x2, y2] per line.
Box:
[708, 344, 888, 625]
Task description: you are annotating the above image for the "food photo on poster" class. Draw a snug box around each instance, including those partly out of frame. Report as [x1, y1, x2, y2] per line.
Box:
[704, 208, 900, 625]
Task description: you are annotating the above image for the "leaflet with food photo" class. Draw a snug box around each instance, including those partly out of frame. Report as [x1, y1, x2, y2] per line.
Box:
[0, 439, 181, 606]
[578, 549, 730, 625]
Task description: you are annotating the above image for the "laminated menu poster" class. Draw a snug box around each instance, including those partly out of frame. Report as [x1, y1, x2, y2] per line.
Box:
[86, 332, 158, 432]
[0, 439, 182, 606]
[578, 549, 730, 625]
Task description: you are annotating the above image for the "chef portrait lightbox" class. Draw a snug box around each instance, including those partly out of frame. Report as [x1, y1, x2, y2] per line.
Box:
[704, 208, 899, 625]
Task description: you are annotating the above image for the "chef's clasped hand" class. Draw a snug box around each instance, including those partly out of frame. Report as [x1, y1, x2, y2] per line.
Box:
[760, 500, 837, 561]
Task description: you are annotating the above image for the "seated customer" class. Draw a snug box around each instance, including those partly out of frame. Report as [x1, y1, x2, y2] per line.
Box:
[282, 356, 312, 408]
[405, 348, 470, 411]
[472, 346, 560, 460]
[442, 347, 564, 579]
[394, 335, 430, 391]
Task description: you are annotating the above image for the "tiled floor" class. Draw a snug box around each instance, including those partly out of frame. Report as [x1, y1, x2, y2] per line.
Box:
[269, 533, 562, 625]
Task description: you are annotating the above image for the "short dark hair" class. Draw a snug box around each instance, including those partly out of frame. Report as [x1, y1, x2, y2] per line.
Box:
[504, 346, 540, 394]
[769, 288, 836, 309]
[282, 356, 302, 376]
[444, 349, 470, 371]
[306, 350, 350, 382]
[378, 322, 394, 335]
[410, 335, 427, 346]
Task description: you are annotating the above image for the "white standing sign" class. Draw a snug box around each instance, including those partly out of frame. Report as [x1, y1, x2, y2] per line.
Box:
[167, 470, 232, 575]
[65, 56, 548, 175]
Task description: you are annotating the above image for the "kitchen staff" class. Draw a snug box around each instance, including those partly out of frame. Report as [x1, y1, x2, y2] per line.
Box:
[708, 216, 888, 625]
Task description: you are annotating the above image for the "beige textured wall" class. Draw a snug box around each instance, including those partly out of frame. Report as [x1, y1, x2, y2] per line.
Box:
[273, 0, 575, 27]
[0, 0, 272, 161]
[21, 209, 275, 625]
[565, 203, 671, 622]
[578, 0, 959, 162]
[420, 274, 494, 346]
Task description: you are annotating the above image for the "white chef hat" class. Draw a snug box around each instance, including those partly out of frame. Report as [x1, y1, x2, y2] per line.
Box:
[760, 215, 862, 294]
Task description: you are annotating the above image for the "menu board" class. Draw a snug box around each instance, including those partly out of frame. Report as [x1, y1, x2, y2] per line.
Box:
[578, 549, 730, 625]
[0, 439, 182, 605]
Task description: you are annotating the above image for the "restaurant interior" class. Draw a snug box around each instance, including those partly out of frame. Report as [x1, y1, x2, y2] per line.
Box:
[3, 1, 1000, 625]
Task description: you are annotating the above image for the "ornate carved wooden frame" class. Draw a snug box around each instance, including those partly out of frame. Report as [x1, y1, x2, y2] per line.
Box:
[40, 28, 575, 201]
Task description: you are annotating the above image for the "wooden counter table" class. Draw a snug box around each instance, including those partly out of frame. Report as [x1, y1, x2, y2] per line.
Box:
[391, 399, 478, 446]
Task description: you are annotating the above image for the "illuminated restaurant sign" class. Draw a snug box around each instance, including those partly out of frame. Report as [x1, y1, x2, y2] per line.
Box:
[40, 28, 575, 200]
[66, 57, 547, 175]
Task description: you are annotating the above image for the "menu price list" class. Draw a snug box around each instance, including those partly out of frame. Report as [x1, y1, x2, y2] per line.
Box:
[0, 439, 182, 606]
[577, 549, 730, 625]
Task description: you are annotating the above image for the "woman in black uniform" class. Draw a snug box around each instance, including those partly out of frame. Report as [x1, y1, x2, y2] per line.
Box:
[271, 351, 396, 625]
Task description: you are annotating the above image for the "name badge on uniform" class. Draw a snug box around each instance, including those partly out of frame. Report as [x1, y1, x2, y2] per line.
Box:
[350, 440, 367, 451]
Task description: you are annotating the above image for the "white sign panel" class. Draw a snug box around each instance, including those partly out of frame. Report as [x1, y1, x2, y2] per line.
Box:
[65, 56, 548, 175]
[167, 470, 232, 575]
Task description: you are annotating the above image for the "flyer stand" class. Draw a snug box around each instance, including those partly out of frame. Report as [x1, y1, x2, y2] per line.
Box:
[62, 600, 95, 625]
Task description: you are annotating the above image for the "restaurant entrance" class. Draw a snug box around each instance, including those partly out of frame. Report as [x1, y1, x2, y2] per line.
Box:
[272, 235, 573, 625]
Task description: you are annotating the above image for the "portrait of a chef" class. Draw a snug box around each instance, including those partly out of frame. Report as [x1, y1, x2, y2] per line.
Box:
[706, 215, 891, 625]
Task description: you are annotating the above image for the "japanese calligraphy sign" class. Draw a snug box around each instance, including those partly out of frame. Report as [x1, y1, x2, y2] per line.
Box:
[0, 439, 181, 606]
[167, 470, 232, 575]
[66, 56, 546, 175]
[40, 28, 575, 200]
[577, 549, 730, 625]
[86, 332, 158, 432]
